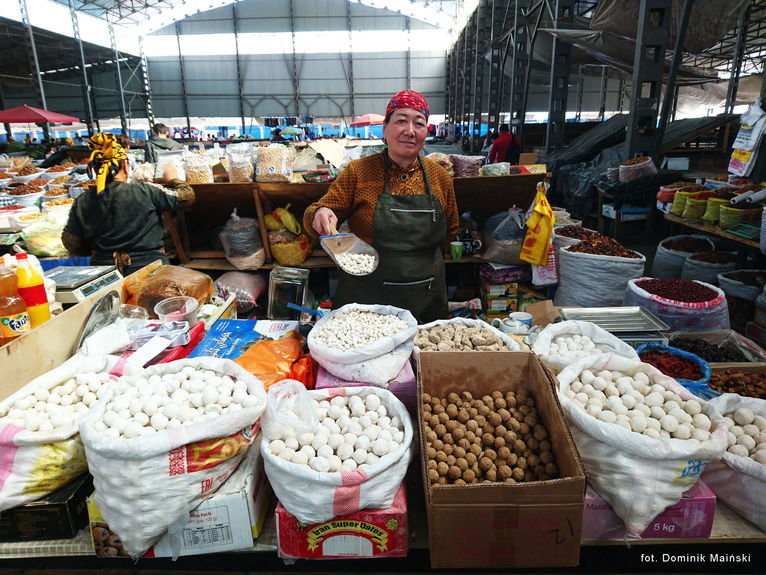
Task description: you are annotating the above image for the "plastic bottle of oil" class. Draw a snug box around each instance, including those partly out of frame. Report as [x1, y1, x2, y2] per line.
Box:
[15, 252, 50, 328]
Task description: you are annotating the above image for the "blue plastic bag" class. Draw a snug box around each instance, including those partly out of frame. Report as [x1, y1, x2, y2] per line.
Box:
[636, 342, 720, 400]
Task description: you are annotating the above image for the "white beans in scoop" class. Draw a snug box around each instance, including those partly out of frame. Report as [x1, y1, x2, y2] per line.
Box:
[335, 252, 376, 275]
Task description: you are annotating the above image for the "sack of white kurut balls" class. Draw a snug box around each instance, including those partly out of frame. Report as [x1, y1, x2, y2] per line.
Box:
[531, 320, 639, 373]
[307, 303, 418, 386]
[702, 394, 766, 531]
[261, 380, 413, 524]
[0, 354, 133, 512]
[79, 357, 267, 559]
[556, 353, 727, 537]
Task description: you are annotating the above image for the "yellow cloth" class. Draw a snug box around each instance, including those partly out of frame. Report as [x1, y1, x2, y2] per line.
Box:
[88, 132, 127, 194]
[520, 183, 554, 266]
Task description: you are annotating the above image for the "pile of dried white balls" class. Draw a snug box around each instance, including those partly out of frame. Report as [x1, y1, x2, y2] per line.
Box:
[723, 408, 766, 464]
[0, 371, 111, 432]
[563, 368, 717, 442]
[335, 252, 376, 276]
[90, 366, 260, 439]
[268, 393, 405, 473]
[548, 334, 599, 358]
[312, 310, 407, 351]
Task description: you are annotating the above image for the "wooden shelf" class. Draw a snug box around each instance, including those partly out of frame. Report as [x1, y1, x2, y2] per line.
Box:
[663, 213, 760, 250]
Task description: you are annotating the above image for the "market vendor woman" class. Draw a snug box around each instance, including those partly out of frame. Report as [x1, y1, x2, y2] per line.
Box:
[62, 132, 195, 276]
[304, 90, 459, 322]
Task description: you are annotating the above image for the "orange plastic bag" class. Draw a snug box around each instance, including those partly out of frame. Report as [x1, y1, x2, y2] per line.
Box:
[234, 331, 316, 389]
[124, 264, 214, 317]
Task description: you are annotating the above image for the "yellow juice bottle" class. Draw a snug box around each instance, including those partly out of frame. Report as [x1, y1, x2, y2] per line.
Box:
[15, 252, 50, 328]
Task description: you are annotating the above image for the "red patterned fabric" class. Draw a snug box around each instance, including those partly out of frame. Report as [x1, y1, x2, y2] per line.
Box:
[385, 90, 429, 120]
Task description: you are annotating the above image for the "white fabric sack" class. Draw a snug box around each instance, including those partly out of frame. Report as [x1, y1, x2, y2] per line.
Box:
[556, 354, 727, 537]
[624, 278, 730, 332]
[80, 358, 267, 558]
[531, 320, 639, 373]
[413, 317, 521, 360]
[551, 227, 597, 275]
[717, 269, 765, 301]
[261, 384, 413, 524]
[651, 235, 715, 279]
[555, 246, 646, 307]
[0, 354, 129, 512]
[308, 304, 417, 385]
[680, 255, 737, 285]
[702, 394, 766, 531]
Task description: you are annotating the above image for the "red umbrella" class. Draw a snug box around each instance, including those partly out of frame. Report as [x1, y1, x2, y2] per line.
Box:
[349, 113, 385, 127]
[0, 105, 80, 124]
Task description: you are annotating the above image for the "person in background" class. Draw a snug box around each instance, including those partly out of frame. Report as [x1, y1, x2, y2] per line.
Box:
[144, 122, 183, 164]
[489, 124, 522, 165]
[24, 134, 32, 144]
[73, 132, 84, 145]
[270, 128, 289, 143]
[304, 90, 459, 323]
[62, 132, 194, 276]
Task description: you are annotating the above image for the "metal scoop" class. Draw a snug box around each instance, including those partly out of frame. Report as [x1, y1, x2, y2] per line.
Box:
[320, 224, 379, 276]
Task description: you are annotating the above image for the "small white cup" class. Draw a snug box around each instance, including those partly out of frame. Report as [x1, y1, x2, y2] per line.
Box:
[509, 311, 533, 326]
[491, 318, 528, 334]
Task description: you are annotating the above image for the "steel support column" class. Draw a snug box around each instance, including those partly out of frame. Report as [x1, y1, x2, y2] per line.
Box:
[545, 0, 574, 154]
[139, 36, 155, 128]
[656, 0, 693, 150]
[598, 65, 608, 120]
[455, 30, 466, 130]
[625, 0, 671, 161]
[233, 4, 246, 136]
[288, 0, 301, 117]
[174, 22, 192, 139]
[108, 22, 128, 134]
[471, 5, 485, 150]
[406, 17, 412, 89]
[462, 21, 475, 139]
[19, 0, 49, 140]
[69, 0, 94, 135]
[509, 0, 532, 142]
[345, 2, 355, 119]
[725, 5, 751, 114]
[487, 0, 512, 132]
[574, 66, 584, 121]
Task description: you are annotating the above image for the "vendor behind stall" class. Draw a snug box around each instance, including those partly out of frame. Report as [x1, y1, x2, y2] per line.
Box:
[304, 90, 459, 323]
[62, 132, 195, 275]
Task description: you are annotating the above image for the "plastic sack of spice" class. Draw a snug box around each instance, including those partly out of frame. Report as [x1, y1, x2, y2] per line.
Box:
[153, 150, 185, 181]
[256, 145, 294, 183]
[269, 230, 312, 267]
[680, 252, 737, 285]
[624, 277, 730, 332]
[651, 235, 715, 279]
[183, 151, 213, 184]
[618, 156, 657, 183]
[219, 208, 265, 270]
[479, 162, 510, 176]
[717, 269, 766, 300]
[214, 271, 266, 314]
[425, 152, 453, 175]
[449, 154, 484, 178]
[554, 240, 645, 307]
[226, 150, 254, 183]
[234, 330, 315, 390]
[636, 343, 713, 397]
[123, 264, 213, 317]
[703, 394, 766, 532]
[556, 353, 727, 537]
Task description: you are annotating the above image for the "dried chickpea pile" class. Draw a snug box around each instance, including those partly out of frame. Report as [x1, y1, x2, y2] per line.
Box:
[709, 370, 766, 399]
[416, 323, 510, 352]
[422, 389, 558, 487]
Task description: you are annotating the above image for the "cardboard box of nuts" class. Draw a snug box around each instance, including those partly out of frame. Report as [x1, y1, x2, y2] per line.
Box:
[417, 351, 586, 569]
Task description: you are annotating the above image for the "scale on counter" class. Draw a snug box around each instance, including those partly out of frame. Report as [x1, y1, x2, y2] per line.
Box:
[559, 306, 670, 349]
[44, 265, 123, 304]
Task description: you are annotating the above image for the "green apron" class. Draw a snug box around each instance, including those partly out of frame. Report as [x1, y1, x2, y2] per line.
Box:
[334, 154, 448, 323]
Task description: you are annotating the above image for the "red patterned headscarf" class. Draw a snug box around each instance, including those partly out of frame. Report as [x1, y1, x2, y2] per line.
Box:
[385, 90, 429, 121]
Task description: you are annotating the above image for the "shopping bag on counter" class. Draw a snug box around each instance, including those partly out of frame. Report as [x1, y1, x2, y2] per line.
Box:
[555, 246, 646, 307]
[556, 354, 727, 537]
[702, 394, 766, 531]
[531, 320, 639, 373]
[520, 183, 554, 266]
[0, 355, 134, 512]
[79, 358, 266, 558]
[261, 381, 413, 524]
[624, 278, 730, 332]
[307, 303, 417, 386]
[651, 235, 715, 278]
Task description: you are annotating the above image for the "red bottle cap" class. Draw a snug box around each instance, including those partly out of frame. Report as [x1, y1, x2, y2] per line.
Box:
[15, 253, 28, 261]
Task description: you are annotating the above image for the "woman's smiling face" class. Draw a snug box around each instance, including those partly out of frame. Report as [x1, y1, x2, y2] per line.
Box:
[383, 108, 428, 167]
